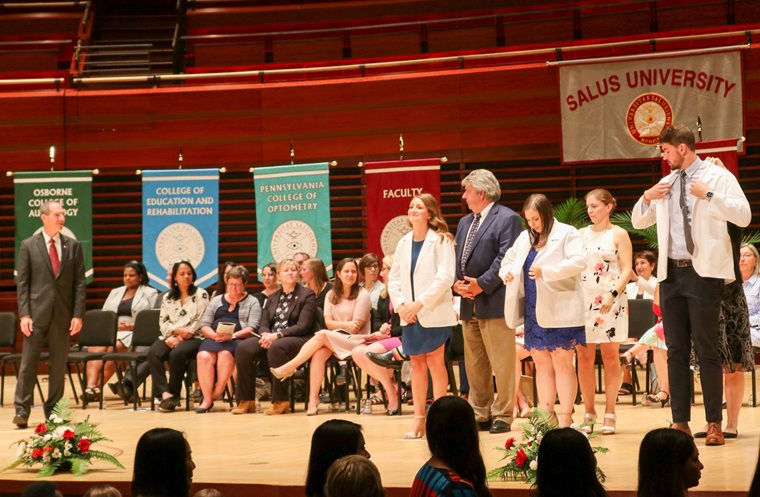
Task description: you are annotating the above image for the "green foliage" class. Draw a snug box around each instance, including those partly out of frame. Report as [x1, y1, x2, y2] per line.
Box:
[611, 211, 658, 248]
[553, 197, 588, 229]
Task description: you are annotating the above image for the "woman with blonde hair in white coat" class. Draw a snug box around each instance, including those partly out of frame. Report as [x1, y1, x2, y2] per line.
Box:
[388, 193, 456, 439]
[499, 194, 586, 428]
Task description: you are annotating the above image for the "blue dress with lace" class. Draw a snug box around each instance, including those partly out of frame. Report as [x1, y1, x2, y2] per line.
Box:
[523, 248, 585, 351]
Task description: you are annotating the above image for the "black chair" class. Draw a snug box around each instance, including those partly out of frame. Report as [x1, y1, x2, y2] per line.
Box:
[66, 310, 118, 409]
[99, 309, 161, 410]
[446, 324, 465, 396]
[622, 299, 657, 405]
[325, 356, 363, 414]
[0, 312, 21, 406]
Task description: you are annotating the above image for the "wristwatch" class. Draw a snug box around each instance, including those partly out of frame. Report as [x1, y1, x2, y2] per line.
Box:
[706, 190, 714, 201]
[609, 289, 619, 298]
[275, 331, 283, 339]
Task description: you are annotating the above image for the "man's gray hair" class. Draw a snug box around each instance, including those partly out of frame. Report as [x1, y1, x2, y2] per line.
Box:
[40, 200, 62, 216]
[461, 169, 501, 202]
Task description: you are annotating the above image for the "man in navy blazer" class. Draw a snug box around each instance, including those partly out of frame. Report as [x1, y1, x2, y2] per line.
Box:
[454, 169, 522, 433]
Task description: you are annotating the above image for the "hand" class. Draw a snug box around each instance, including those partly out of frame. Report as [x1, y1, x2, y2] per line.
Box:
[453, 280, 474, 299]
[463, 276, 483, 297]
[690, 180, 710, 199]
[399, 301, 422, 323]
[20, 317, 33, 337]
[629, 272, 638, 282]
[165, 336, 178, 349]
[174, 328, 194, 340]
[515, 324, 525, 337]
[502, 272, 515, 283]
[379, 323, 391, 336]
[118, 322, 132, 331]
[368, 331, 385, 341]
[215, 332, 232, 343]
[599, 293, 615, 314]
[705, 156, 726, 168]
[644, 182, 670, 202]
[259, 332, 277, 349]
[69, 317, 83, 336]
[528, 265, 542, 280]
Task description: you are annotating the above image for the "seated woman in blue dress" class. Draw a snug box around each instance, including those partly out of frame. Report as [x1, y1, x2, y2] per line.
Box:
[195, 265, 261, 413]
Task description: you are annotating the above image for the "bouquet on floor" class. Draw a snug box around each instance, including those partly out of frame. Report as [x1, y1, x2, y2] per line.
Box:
[487, 408, 608, 484]
[6, 398, 124, 476]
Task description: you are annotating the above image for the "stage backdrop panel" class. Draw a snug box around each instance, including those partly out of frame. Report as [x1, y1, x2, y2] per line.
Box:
[363, 158, 441, 258]
[253, 163, 332, 279]
[142, 169, 219, 290]
[559, 50, 743, 163]
[14, 170, 94, 283]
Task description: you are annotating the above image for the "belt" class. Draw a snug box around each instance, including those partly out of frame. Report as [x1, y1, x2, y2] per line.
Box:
[668, 258, 693, 268]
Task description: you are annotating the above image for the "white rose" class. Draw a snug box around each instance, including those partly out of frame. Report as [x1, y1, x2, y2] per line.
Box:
[529, 460, 538, 471]
[43, 434, 52, 442]
[52, 449, 62, 459]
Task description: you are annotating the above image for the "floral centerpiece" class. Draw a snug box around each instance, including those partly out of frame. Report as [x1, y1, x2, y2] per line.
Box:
[6, 398, 124, 476]
[487, 408, 608, 484]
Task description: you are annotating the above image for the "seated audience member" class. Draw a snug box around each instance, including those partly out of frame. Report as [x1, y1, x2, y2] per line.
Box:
[533, 428, 607, 497]
[324, 455, 384, 497]
[359, 253, 384, 310]
[254, 262, 280, 307]
[294, 251, 311, 278]
[271, 258, 371, 415]
[83, 260, 158, 406]
[233, 259, 316, 415]
[514, 325, 534, 418]
[21, 482, 63, 497]
[211, 261, 238, 299]
[196, 265, 261, 413]
[193, 490, 224, 497]
[637, 428, 702, 497]
[411, 396, 490, 497]
[740, 243, 760, 347]
[83, 485, 122, 497]
[132, 428, 195, 497]
[625, 251, 658, 300]
[306, 419, 370, 497]
[351, 255, 401, 415]
[148, 260, 209, 412]
[301, 258, 333, 329]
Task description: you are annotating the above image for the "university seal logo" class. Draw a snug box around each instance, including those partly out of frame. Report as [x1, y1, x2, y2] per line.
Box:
[271, 220, 318, 261]
[380, 215, 411, 257]
[626, 93, 674, 145]
[155, 222, 205, 270]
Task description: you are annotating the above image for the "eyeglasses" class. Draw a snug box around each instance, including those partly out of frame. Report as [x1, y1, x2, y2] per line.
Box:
[366, 264, 379, 269]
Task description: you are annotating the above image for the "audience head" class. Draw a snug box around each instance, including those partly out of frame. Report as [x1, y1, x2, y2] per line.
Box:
[123, 260, 150, 288]
[132, 428, 195, 497]
[740, 243, 760, 279]
[293, 252, 311, 271]
[225, 265, 248, 296]
[633, 250, 657, 279]
[637, 428, 702, 497]
[380, 255, 393, 299]
[277, 259, 299, 289]
[216, 261, 238, 295]
[192, 490, 224, 497]
[409, 193, 452, 240]
[324, 455, 384, 497]
[359, 253, 381, 284]
[83, 485, 122, 497]
[306, 419, 369, 497]
[426, 396, 490, 497]
[169, 260, 198, 300]
[533, 428, 606, 497]
[261, 262, 279, 290]
[584, 189, 616, 223]
[523, 194, 554, 248]
[21, 482, 62, 497]
[301, 258, 329, 289]
[331, 258, 361, 304]
[462, 169, 502, 212]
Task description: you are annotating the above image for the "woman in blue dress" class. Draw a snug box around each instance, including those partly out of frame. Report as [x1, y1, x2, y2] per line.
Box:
[500, 194, 586, 428]
[388, 193, 456, 439]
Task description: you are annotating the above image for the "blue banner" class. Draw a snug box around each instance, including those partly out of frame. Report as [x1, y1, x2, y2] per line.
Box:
[253, 163, 332, 280]
[142, 169, 219, 290]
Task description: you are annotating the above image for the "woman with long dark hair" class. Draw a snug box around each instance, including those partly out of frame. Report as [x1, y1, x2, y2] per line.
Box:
[637, 428, 702, 497]
[132, 428, 195, 497]
[411, 396, 490, 497]
[533, 428, 607, 497]
[305, 419, 369, 497]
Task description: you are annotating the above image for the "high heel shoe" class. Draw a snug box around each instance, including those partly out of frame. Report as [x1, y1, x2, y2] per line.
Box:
[646, 391, 670, 408]
[619, 351, 633, 366]
[306, 402, 320, 416]
[403, 415, 425, 439]
[581, 413, 596, 434]
[601, 413, 617, 435]
[270, 366, 294, 380]
[367, 347, 409, 368]
[195, 402, 214, 414]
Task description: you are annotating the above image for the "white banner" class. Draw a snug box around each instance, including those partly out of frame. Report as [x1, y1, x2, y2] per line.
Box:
[559, 50, 743, 163]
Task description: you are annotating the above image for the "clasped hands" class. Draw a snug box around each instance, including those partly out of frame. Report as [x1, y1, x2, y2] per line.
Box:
[453, 276, 484, 300]
[398, 301, 423, 323]
[502, 265, 542, 283]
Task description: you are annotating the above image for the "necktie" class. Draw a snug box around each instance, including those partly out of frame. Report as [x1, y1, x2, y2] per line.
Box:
[460, 213, 481, 274]
[49, 238, 60, 276]
[679, 171, 695, 254]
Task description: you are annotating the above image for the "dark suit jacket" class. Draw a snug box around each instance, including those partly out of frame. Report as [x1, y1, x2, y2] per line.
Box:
[258, 284, 317, 337]
[455, 203, 522, 321]
[17, 232, 86, 330]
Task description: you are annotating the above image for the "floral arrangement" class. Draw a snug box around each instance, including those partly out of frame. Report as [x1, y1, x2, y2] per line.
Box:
[487, 408, 608, 484]
[6, 398, 124, 476]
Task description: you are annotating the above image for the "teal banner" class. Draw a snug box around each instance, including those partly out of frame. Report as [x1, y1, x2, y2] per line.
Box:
[253, 163, 333, 280]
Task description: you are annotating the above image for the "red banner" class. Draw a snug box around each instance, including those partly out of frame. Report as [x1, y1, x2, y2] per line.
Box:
[660, 138, 741, 177]
[364, 158, 441, 257]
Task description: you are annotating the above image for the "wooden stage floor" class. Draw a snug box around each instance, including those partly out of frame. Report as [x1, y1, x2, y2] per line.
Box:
[0, 375, 758, 497]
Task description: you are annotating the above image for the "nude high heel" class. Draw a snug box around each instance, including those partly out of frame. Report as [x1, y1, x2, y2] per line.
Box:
[404, 415, 426, 440]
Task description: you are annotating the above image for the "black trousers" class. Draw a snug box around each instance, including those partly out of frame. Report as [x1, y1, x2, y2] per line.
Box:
[235, 335, 310, 402]
[660, 261, 723, 424]
[148, 338, 201, 398]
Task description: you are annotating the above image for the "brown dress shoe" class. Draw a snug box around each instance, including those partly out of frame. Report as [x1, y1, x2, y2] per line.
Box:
[231, 400, 256, 415]
[12, 415, 28, 429]
[264, 401, 290, 415]
[705, 422, 725, 446]
[671, 422, 692, 437]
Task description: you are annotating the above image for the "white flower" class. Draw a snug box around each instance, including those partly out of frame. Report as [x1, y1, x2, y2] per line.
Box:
[53, 426, 75, 438]
[52, 449, 62, 459]
[16, 442, 26, 459]
[570, 423, 582, 431]
[63, 448, 71, 457]
[43, 434, 52, 442]
[49, 414, 63, 424]
[529, 460, 538, 471]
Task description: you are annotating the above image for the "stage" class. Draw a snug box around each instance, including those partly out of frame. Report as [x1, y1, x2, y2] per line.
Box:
[0, 375, 757, 497]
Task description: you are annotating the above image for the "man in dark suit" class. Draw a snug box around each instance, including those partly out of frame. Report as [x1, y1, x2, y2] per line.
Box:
[454, 169, 522, 434]
[14, 200, 86, 427]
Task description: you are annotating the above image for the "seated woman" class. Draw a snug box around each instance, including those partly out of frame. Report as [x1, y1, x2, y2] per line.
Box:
[351, 254, 401, 415]
[210, 261, 237, 299]
[83, 260, 158, 406]
[534, 428, 608, 497]
[271, 257, 372, 415]
[253, 262, 279, 307]
[195, 265, 261, 413]
[637, 428, 702, 497]
[132, 428, 195, 497]
[148, 260, 209, 413]
[306, 419, 370, 497]
[301, 257, 333, 329]
[233, 259, 316, 415]
[359, 253, 384, 310]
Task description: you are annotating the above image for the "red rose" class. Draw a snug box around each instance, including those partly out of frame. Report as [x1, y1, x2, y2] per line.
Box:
[78, 438, 90, 453]
[63, 430, 75, 440]
[504, 437, 515, 450]
[32, 448, 44, 460]
[515, 449, 528, 467]
[34, 423, 48, 434]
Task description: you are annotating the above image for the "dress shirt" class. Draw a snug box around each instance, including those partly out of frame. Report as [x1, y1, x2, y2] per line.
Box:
[42, 231, 62, 263]
[464, 202, 494, 241]
[667, 158, 705, 260]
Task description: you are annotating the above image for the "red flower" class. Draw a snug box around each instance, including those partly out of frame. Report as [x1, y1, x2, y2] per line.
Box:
[78, 438, 90, 453]
[32, 448, 44, 460]
[595, 263, 605, 272]
[63, 430, 75, 440]
[504, 437, 515, 450]
[44, 446, 53, 454]
[515, 449, 528, 467]
[594, 295, 603, 305]
[34, 423, 47, 434]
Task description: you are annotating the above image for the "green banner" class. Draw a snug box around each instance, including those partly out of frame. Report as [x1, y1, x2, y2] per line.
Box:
[253, 163, 333, 280]
[14, 171, 94, 283]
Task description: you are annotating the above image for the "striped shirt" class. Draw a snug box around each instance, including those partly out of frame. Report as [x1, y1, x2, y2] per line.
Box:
[410, 463, 477, 497]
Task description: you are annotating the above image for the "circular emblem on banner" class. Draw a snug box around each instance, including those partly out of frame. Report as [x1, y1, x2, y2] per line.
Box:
[380, 215, 411, 257]
[271, 220, 318, 262]
[34, 226, 76, 240]
[626, 93, 674, 145]
[155, 223, 205, 270]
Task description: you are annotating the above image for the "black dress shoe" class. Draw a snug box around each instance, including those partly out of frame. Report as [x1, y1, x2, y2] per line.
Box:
[490, 420, 511, 434]
[386, 408, 401, 416]
[477, 419, 492, 431]
[13, 415, 28, 429]
[367, 347, 409, 368]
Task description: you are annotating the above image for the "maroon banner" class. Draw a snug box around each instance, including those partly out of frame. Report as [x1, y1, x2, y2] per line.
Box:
[364, 158, 441, 257]
[660, 138, 741, 177]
